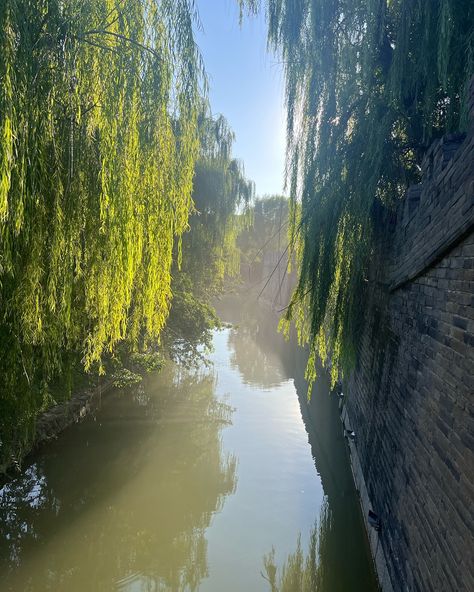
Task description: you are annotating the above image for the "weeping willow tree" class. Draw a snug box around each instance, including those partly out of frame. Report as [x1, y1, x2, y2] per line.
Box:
[241, 0, 474, 387]
[0, 0, 204, 466]
[166, 108, 254, 365]
[184, 108, 254, 293]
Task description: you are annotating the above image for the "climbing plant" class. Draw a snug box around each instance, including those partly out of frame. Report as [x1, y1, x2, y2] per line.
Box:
[0, 0, 204, 465]
[241, 0, 474, 387]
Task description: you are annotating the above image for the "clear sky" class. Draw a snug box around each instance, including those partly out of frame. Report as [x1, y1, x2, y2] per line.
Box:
[195, 0, 287, 197]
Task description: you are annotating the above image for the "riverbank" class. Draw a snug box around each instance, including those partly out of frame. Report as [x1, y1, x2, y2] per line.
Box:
[0, 377, 113, 479]
[0, 351, 164, 478]
[340, 404, 392, 592]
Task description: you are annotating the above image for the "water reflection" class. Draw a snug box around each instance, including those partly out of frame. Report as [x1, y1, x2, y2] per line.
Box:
[228, 329, 285, 388]
[0, 367, 236, 592]
[218, 298, 378, 591]
[227, 313, 286, 389]
[262, 501, 330, 592]
[1, 299, 377, 591]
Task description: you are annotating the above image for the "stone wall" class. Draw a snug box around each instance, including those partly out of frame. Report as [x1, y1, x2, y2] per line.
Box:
[344, 87, 474, 590]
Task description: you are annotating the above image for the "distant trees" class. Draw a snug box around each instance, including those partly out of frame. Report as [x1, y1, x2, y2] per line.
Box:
[166, 109, 254, 365]
[241, 0, 474, 385]
[238, 195, 289, 284]
[182, 110, 254, 296]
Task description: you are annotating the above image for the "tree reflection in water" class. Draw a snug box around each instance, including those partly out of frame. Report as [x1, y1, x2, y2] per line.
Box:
[0, 366, 236, 592]
[227, 316, 287, 389]
[220, 298, 378, 591]
[262, 500, 330, 592]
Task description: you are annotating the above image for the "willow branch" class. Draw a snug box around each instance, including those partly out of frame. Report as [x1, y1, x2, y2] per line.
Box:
[75, 36, 122, 56]
[80, 29, 160, 58]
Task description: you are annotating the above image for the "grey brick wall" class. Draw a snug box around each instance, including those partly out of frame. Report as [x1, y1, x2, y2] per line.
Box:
[344, 84, 474, 591]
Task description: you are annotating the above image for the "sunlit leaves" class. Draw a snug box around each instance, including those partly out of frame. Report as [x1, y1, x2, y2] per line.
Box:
[0, 0, 203, 463]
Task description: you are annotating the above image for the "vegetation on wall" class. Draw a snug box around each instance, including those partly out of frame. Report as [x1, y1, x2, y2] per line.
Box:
[241, 0, 474, 386]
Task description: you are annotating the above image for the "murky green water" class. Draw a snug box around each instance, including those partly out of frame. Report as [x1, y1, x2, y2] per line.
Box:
[0, 305, 377, 591]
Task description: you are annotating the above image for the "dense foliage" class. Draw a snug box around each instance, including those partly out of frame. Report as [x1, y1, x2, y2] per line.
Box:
[166, 110, 254, 365]
[242, 0, 474, 386]
[0, 0, 204, 466]
[182, 110, 254, 294]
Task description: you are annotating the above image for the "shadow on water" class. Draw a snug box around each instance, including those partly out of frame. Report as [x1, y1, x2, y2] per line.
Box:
[1, 295, 377, 591]
[0, 366, 236, 592]
[218, 295, 378, 591]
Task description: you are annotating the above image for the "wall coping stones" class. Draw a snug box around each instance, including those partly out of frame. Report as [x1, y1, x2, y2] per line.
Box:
[389, 131, 474, 291]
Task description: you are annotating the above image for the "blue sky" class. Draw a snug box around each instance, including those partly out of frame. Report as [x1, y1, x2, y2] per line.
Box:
[195, 0, 287, 197]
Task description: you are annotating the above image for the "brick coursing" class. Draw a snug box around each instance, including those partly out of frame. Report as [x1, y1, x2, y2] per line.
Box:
[344, 93, 474, 591]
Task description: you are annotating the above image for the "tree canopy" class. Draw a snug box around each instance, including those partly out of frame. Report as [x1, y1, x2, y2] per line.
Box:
[182, 109, 254, 296]
[0, 0, 204, 465]
[166, 108, 254, 365]
[241, 0, 474, 386]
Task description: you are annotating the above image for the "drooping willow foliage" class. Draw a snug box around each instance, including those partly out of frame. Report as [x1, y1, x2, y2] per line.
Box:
[241, 0, 474, 387]
[186, 108, 255, 292]
[166, 108, 254, 365]
[0, 0, 204, 464]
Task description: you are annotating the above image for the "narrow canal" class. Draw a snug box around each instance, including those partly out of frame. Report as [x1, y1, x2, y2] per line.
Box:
[0, 304, 377, 591]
